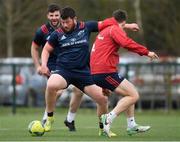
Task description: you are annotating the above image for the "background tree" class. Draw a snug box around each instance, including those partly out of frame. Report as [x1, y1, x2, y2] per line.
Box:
[0, 0, 47, 57]
[141, 0, 180, 56]
[0, 0, 180, 57]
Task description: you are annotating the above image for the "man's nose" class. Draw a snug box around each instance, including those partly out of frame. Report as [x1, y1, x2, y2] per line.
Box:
[63, 23, 68, 27]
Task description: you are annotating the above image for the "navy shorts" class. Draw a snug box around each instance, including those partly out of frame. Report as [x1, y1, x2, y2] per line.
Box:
[48, 64, 56, 72]
[92, 72, 124, 91]
[51, 69, 94, 91]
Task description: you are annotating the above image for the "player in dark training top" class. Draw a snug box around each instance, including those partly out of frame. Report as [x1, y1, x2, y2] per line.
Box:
[41, 6, 108, 133]
[31, 3, 61, 126]
[31, 4, 61, 72]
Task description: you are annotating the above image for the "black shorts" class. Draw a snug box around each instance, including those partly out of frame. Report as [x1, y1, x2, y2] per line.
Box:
[51, 68, 94, 91]
[92, 72, 124, 91]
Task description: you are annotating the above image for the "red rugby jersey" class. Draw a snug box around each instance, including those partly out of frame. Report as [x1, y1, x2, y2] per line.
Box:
[91, 18, 149, 74]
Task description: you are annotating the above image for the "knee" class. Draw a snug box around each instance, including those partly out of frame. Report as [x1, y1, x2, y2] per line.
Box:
[97, 95, 108, 106]
[132, 92, 139, 103]
[47, 82, 59, 93]
[56, 90, 63, 98]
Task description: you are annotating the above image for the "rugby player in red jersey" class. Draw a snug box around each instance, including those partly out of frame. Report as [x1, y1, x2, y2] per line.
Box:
[90, 9, 158, 137]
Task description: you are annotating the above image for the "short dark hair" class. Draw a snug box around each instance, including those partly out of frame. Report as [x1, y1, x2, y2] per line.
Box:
[47, 3, 61, 13]
[112, 9, 127, 23]
[61, 6, 76, 20]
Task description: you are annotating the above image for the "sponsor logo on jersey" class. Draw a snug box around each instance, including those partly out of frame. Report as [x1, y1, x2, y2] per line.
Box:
[61, 39, 87, 47]
[70, 38, 76, 42]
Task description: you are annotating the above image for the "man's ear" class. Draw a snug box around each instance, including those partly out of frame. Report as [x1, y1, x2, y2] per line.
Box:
[74, 16, 77, 24]
[119, 21, 126, 28]
[47, 13, 49, 19]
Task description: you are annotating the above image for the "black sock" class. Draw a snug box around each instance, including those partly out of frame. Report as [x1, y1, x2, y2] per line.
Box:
[99, 122, 103, 129]
[47, 112, 53, 117]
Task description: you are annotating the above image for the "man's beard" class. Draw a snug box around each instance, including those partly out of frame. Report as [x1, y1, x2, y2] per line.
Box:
[50, 21, 60, 28]
[62, 23, 76, 33]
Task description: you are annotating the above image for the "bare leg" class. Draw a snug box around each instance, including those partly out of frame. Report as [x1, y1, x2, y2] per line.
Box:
[102, 79, 150, 137]
[84, 85, 111, 136]
[84, 85, 108, 117]
[124, 105, 135, 118]
[42, 88, 63, 122]
[64, 87, 83, 131]
[69, 87, 83, 113]
[43, 74, 67, 132]
[46, 74, 67, 113]
[112, 79, 139, 115]
[114, 80, 137, 128]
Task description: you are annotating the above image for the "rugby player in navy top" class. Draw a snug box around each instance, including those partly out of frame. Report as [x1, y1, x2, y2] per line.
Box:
[31, 4, 83, 131]
[31, 3, 60, 75]
[41, 6, 109, 133]
[31, 3, 61, 125]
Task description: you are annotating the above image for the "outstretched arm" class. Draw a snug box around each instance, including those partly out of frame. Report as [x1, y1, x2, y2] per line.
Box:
[98, 17, 139, 32]
[110, 25, 148, 56]
[111, 25, 159, 60]
[124, 23, 140, 32]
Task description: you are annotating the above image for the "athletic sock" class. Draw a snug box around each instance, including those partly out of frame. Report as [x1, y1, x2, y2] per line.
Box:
[99, 122, 103, 129]
[42, 111, 47, 120]
[127, 117, 137, 128]
[67, 111, 76, 123]
[107, 111, 117, 123]
[47, 112, 54, 117]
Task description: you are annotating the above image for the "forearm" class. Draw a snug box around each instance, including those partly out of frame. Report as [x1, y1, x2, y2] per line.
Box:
[124, 23, 139, 31]
[124, 24, 132, 29]
[41, 49, 49, 67]
[124, 38, 149, 56]
[31, 45, 41, 68]
[112, 27, 148, 56]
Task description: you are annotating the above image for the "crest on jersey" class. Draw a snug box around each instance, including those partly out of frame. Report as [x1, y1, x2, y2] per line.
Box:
[78, 30, 84, 36]
[46, 36, 50, 40]
[97, 34, 104, 40]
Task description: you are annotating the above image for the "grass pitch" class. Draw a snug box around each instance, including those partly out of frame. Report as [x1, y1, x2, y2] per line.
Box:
[0, 107, 180, 141]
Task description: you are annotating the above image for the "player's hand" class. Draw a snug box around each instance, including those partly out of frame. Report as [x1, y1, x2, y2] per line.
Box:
[148, 51, 159, 61]
[102, 88, 112, 96]
[36, 66, 43, 75]
[125, 23, 140, 32]
[40, 65, 50, 77]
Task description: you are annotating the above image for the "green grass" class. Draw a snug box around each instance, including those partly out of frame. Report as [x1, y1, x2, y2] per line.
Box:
[0, 107, 180, 141]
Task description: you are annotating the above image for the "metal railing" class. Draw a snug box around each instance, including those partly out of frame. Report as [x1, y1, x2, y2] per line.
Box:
[118, 62, 180, 110]
[0, 62, 180, 114]
[0, 63, 33, 114]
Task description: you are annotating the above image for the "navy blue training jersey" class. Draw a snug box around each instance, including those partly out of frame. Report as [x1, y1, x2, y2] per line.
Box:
[48, 21, 98, 75]
[33, 22, 58, 70]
